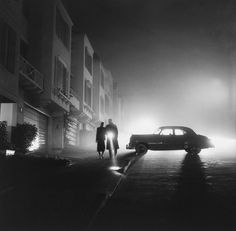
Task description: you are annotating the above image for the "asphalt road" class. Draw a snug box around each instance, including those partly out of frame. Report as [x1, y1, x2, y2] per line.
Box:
[90, 141, 236, 231]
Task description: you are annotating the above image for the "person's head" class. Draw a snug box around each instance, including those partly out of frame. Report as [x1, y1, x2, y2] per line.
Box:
[100, 122, 104, 127]
[108, 119, 112, 124]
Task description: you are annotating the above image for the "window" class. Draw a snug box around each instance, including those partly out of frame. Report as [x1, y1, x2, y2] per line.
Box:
[54, 57, 69, 96]
[85, 47, 92, 75]
[100, 70, 104, 88]
[160, 128, 173, 136]
[85, 80, 92, 107]
[0, 20, 16, 73]
[175, 129, 186, 136]
[56, 8, 70, 49]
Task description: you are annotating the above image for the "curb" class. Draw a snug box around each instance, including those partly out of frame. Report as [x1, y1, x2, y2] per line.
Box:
[86, 153, 142, 230]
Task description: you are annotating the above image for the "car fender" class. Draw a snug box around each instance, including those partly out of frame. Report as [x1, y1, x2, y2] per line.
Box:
[135, 142, 149, 149]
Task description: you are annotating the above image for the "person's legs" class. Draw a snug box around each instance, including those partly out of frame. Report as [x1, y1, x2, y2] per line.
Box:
[109, 149, 112, 159]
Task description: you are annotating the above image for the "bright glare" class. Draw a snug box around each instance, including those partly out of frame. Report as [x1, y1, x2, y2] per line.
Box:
[210, 137, 236, 150]
[118, 131, 132, 149]
[28, 135, 40, 151]
[6, 150, 15, 156]
[109, 166, 122, 171]
[107, 132, 114, 139]
[127, 116, 157, 134]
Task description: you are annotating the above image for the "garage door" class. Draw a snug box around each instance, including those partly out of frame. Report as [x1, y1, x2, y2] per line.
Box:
[24, 105, 48, 150]
[65, 116, 78, 146]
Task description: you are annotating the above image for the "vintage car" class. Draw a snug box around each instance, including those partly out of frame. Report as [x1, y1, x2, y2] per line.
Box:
[126, 126, 214, 154]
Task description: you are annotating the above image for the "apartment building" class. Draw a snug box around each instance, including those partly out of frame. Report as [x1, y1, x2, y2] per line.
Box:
[93, 54, 115, 125]
[71, 33, 95, 147]
[23, 0, 73, 152]
[93, 53, 106, 124]
[0, 0, 123, 152]
[104, 69, 113, 121]
[0, 0, 26, 140]
[0, 0, 73, 152]
[113, 82, 124, 130]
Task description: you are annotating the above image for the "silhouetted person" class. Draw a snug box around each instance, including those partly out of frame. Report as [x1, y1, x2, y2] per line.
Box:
[96, 122, 106, 159]
[105, 119, 119, 159]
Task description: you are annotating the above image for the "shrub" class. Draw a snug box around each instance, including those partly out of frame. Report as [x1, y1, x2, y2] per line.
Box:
[12, 123, 38, 153]
[0, 121, 9, 150]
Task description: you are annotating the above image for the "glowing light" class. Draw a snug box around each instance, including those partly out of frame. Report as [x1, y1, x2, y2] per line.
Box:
[109, 166, 122, 171]
[28, 135, 39, 151]
[6, 150, 15, 156]
[107, 132, 114, 139]
[118, 132, 131, 150]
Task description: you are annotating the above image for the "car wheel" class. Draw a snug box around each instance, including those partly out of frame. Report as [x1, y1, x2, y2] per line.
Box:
[184, 142, 190, 153]
[185, 146, 201, 155]
[190, 147, 201, 154]
[135, 144, 148, 155]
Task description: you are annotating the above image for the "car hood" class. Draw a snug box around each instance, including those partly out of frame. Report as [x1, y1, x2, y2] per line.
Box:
[197, 134, 215, 147]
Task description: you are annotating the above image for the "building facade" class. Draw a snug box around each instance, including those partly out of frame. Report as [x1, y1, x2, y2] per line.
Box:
[71, 33, 96, 147]
[93, 53, 114, 125]
[0, 0, 74, 152]
[0, 0, 22, 141]
[113, 82, 124, 131]
[0, 0, 123, 153]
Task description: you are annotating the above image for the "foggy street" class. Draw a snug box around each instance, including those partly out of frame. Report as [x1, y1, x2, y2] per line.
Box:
[0, 139, 236, 231]
[91, 141, 236, 231]
[1, 0, 236, 231]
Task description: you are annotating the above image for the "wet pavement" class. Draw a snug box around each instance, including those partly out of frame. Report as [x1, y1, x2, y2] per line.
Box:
[90, 141, 236, 231]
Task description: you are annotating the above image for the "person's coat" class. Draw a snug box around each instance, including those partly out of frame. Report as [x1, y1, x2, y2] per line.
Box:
[105, 123, 119, 150]
[96, 127, 106, 152]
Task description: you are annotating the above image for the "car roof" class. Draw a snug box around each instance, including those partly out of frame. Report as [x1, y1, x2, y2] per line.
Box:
[159, 126, 195, 133]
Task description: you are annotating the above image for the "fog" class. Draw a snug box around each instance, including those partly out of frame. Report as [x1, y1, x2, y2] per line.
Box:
[64, 0, 236, 138]
[123, 38, 234, 137]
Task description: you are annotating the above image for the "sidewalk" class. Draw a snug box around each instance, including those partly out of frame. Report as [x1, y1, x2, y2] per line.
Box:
[0, 148, 138, 231]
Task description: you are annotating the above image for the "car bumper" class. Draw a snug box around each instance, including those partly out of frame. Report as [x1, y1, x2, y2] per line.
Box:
[126, 144, 134, 149]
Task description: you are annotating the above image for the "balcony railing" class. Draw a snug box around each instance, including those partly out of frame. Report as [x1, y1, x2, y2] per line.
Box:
[53, 87, 71, 105]
[70, 88, 80, 111]
[19, 56, 44, 92]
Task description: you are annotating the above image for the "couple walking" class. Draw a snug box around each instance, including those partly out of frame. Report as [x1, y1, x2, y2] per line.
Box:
[96, 119, 119, 159]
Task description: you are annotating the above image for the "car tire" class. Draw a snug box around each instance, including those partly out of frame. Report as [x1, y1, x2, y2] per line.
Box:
[190, 147, 201, 154]
[184, 142, 190, 153]
[184, 141, 200, 154]
[135, 143, 148, 155]
[185, 146, 201, 155]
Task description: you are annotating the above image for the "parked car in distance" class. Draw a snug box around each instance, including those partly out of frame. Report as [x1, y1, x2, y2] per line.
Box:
[126, 126, 214, 155]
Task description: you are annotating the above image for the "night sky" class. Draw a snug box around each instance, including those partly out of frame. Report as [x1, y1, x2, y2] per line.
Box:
[63, 0, 236, 137]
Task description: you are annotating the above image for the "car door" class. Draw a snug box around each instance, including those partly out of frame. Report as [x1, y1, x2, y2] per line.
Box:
[173, 128, 187, 149]
[159, 128, 175, 149]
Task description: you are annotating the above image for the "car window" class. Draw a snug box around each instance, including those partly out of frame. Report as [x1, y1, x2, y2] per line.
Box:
[175, 129, 186, 136]
[160, 128, 173, 136]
